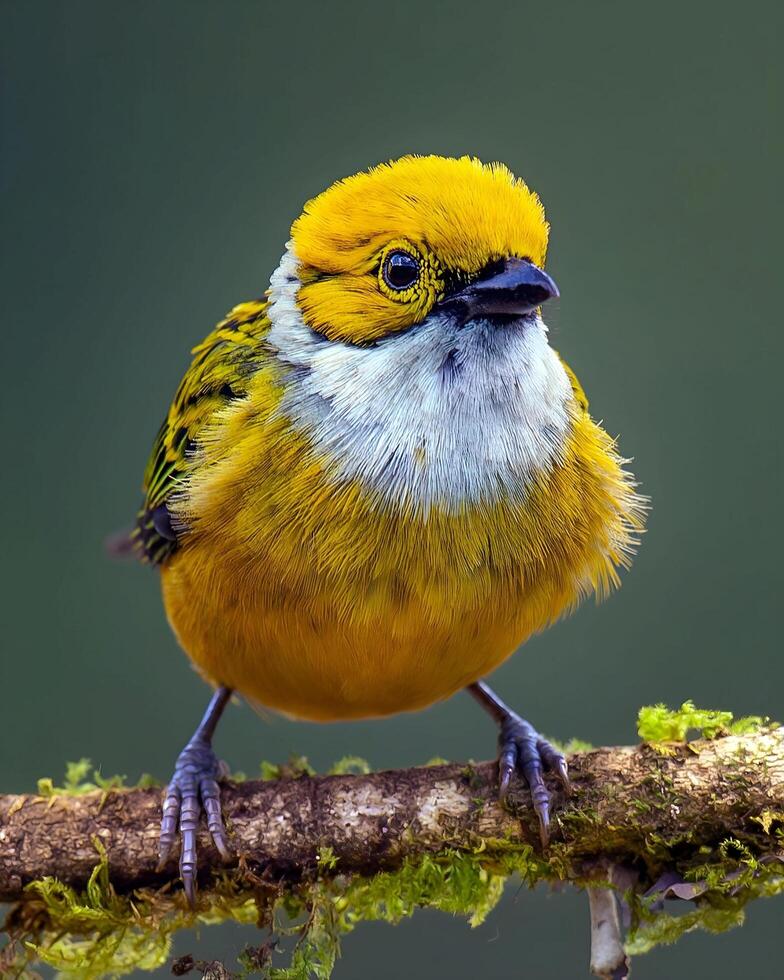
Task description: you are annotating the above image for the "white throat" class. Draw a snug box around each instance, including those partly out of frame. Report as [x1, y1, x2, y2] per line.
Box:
[266, 244, 573, 511]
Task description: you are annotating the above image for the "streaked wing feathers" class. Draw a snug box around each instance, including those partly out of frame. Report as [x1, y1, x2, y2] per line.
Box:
[134, 300, 270, 564]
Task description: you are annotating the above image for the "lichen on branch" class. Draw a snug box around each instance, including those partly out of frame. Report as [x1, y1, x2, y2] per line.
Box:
[1, 704, 783, 979]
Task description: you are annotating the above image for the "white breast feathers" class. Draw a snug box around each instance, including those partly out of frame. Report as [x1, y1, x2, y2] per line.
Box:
[266, 244, 574, 512]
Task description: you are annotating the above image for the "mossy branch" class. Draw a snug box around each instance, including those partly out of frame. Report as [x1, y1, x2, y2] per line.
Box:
[2, 712, 784, 978]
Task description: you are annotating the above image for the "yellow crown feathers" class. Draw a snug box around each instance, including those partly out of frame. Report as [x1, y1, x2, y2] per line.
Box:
[290, 155, 550, 344]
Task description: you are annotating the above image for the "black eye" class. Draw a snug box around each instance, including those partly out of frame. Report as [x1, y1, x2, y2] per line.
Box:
[382, 250, 420, 291]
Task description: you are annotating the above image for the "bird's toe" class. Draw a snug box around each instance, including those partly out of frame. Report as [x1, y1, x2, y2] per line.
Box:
[158, 737, 231, 905]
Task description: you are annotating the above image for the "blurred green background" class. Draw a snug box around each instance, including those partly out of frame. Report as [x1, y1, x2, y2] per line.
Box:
[2, 0, 782, 976]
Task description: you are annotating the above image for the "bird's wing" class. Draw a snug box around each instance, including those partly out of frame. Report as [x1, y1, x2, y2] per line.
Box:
[135, 299, 271, 565]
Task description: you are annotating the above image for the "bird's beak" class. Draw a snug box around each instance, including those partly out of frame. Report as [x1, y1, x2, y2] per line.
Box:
[438, 258, 559, 322]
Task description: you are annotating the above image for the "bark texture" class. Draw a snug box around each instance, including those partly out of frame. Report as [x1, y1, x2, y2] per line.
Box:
[2, 727, 783, 902]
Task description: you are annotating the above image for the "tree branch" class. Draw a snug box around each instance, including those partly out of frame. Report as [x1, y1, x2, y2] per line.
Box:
[2, 727, 783, 904]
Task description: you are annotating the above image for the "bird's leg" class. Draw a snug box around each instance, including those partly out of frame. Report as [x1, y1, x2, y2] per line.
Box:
[467, 680, 570, 846]
[158, 685, 233, 905]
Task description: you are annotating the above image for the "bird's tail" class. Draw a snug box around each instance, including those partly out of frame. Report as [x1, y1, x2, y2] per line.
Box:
[104, 526, 138, 559]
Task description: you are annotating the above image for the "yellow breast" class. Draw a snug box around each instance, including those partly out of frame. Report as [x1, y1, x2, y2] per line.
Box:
[161, 359, 643, 721]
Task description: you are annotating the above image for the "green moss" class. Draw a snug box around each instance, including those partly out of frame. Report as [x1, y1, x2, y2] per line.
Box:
[637, 701, 767, 743]
[8, 846, 261, 979]
[264, 845, 548, 979]
[625, 842, 784, 956]
[260, 761, 283, 781]
[8, 718, 784, 978]
[36, 760, 160, 800]
[7, 846, 544, 977]
[626, 900, 748, 955]
[316, 847, 339, 872]
[9, 826, 783, 979]
[17, 841, 177, 976]
[326, 757, 371, 776]
[564, 737, 595, 754]
[37, 760, 121, 798]
[261, 756, 317, 782]
[4, 837, 548, 978]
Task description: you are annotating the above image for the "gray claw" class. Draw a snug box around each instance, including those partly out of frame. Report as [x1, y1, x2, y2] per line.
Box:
[538, 809, 550, 848]
[182, 870, 197, 909]
[497, 717, 567, 847]
[556, 757, 571, 793]
[159, 737, 231, 904]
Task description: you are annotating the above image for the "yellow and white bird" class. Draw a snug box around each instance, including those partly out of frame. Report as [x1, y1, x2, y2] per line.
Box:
[131, 155, 645, 902]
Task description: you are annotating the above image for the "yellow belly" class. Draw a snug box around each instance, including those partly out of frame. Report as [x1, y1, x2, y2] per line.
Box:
[163, 564, 546, 720]
[161, 388, 641, 721]
[162, 541, 572, 721]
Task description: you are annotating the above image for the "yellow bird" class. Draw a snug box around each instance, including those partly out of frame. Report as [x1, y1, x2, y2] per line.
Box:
[131, 155, 645, 902]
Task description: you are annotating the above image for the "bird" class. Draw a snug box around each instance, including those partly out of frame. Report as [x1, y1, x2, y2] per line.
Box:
[129, 154, 646, 904]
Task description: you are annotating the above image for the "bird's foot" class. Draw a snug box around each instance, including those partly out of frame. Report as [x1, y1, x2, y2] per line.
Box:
[158, 736, 231, 906]
[497, 711, 570, 847]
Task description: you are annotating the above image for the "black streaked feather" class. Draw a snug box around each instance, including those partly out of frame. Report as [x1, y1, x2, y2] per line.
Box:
[132, 299, 271, 566]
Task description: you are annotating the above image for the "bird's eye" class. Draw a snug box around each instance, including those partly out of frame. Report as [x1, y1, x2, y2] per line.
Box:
[382, 251, 420, 291]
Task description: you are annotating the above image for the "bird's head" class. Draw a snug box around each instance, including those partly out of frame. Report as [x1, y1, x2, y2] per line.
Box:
[266, 155, 572, 510]
[286, 155, 558, 344]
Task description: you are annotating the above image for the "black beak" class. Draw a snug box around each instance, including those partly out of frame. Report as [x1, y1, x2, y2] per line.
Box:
[438, 258, 559, 323]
